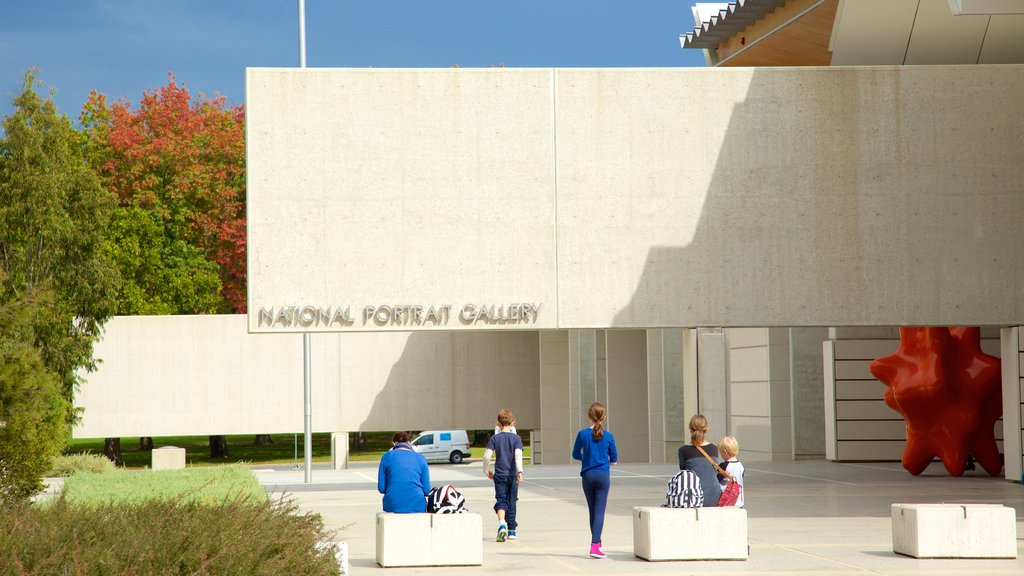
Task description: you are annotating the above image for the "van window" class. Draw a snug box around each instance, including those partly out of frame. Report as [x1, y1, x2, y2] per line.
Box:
[414, 434, 433, 446]
[440, 433, 451, 441]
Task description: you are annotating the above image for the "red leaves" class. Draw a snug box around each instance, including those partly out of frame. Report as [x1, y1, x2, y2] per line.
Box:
[85, 73, 247, 313]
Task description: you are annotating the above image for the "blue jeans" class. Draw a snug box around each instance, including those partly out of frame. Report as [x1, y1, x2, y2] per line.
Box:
[581, 470, 610, 544]
[493, 474, 519, 530]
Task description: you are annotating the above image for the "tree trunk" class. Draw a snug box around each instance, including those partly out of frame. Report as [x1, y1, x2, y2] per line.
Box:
[472, 430, 491, 447]
[209, 435, 230, 458]
[253, 434, 274, 446]
[139, 436, 154, 450]
[354, 431, 368, 450]
[103, 437, 122, 466]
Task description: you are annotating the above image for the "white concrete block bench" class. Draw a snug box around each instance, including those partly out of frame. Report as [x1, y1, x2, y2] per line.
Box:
[375, 512, 482, 567]
[891, 503, 1017, 558]
[633, 506, 748, 561]
[151, 446, 185, 470]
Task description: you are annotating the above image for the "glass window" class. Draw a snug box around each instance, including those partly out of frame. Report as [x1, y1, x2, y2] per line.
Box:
[414, 434, 433, 446]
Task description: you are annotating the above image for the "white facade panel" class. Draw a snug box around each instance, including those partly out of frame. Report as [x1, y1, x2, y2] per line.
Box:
[904, 0, 989, 65]
[248, 66, 1024, 332]
[247, 69, 558, 333]
[979, 15, 1024, 63]
[831, 0, 921, 65]
[74, 315, 539, 438]
[837, 441, 907, 461]
[835, 379, 887, 400]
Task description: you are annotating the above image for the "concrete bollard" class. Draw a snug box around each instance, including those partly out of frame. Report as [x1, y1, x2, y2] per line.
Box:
[891, 503, 1017, 558]
[375, 512, 482, 567]
[151, 446, 186, 470]
[633, 506, 748, 561]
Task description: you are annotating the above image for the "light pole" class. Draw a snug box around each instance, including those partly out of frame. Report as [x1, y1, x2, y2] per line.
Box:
[298, 0, 312, 485]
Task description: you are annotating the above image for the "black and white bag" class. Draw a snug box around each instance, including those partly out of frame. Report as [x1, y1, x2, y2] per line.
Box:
[427, 484, 469, 513]
[666, 470, 704, 508]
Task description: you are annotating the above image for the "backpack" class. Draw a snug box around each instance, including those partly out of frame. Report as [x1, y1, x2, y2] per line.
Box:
[426, 484, 469, 513]
[666, 470, 703, 508]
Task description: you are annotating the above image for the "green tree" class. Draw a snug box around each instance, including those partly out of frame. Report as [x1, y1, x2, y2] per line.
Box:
[0, 281, 68, 502]
[81, 76, 246, 314]
[104, 205, 222, 315]
[81, 76, 246, 457]
[0, 71, 118, 497]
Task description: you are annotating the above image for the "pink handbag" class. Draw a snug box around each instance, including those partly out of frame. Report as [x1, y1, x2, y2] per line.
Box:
[696, 444, 740, 507]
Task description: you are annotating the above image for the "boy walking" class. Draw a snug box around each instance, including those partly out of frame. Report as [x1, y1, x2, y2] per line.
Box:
[483, 408, 524, 541]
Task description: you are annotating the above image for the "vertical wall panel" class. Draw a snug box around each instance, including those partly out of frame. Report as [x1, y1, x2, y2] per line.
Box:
[607, 330, 649, 463]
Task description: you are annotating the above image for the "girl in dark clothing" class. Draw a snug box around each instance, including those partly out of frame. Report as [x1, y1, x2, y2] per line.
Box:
[677, 414, 722, 506]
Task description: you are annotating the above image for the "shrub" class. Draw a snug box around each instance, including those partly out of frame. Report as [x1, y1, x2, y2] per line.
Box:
[48, 452, 116, 477]
[0, 497, 340, 575]
[0, 288, 69, 503]
[61, 463, 265, 507]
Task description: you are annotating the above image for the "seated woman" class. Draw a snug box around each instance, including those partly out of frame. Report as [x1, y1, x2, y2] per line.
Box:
[377, 431, 431, 513]
[677, 414, 723, 507]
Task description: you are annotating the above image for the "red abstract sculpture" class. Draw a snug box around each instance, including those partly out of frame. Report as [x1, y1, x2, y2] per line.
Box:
[868, 327, 1002, 477]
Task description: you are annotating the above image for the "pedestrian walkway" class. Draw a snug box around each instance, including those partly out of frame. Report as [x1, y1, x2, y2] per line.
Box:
[254, 460, 1024, 575]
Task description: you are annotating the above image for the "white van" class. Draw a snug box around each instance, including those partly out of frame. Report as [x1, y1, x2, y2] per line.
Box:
[411, 430, 472, 464]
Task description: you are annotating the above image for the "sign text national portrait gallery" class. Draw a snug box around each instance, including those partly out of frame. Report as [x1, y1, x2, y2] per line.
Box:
[257, 303, 541, 329]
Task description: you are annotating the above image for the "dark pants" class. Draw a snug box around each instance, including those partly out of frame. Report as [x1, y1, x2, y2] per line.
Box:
[493, 474, 519, 530]
[581, 470, 611, 544]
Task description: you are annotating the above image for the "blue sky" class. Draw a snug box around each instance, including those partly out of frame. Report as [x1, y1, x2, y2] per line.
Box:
[1, 1, 705, 120]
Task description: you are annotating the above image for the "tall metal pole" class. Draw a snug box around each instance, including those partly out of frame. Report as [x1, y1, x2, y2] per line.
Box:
[304, 332, 312, 483]
[299, 0, 312, 485]
[298, 0, 307, 68]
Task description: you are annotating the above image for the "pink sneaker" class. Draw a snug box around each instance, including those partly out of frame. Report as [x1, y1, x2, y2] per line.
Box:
[589, 542, 606, 559]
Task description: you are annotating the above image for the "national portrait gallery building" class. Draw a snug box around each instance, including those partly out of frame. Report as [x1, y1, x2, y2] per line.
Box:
[75, 62, 1024, 482]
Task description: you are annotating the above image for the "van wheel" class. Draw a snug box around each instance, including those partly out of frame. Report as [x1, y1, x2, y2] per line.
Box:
[450, 452, 464, 464]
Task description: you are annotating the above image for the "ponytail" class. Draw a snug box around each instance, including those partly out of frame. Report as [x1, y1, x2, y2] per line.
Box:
[688, 414, 708, 446]
[588, 402, 606, 441]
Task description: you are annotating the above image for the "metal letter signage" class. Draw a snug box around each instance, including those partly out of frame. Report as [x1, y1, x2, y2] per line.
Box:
[257, 303, 541, 330]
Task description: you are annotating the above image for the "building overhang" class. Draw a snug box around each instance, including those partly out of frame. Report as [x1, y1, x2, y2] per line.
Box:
[684, 0, 1024, 66]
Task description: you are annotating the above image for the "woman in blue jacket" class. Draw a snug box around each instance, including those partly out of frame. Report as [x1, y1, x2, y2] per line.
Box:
[377, 431, 430, 513]
[572, 402, 618, 559]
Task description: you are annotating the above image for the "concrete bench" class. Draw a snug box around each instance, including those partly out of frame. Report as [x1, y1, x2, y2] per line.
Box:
[375, 512, 482, 567]
[633, 506, 748, 561]
[891, 503, 1017, 558]
[151, 446, 185, 470]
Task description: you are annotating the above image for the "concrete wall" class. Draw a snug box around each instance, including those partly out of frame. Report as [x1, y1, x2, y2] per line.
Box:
[248, 66, 1024, 332]
[646, 329, 686, 463]
[538, 331, 571, 464]
[696, 329, 728, 443]
[606, 330, 649, 463]
[1000, 327, 1023, 482]
[534, 328, 688, 465]
[791, 328, 829, 458]
[726, 328, 793, 462]
[74, 315, 539, 438]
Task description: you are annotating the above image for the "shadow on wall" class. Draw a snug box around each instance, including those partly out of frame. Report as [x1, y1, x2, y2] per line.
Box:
[604, 67, 1022, 331]
[343, 330, 540, 435]
[601, 67, 1022, 460]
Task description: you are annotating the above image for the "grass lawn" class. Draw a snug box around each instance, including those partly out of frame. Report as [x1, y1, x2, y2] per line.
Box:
[67, 430, 532, 468]
[66, 433, 333, 469]
[60, 464, 265, 506]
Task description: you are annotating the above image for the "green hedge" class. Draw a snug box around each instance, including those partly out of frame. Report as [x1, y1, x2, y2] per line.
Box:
[0, 497, 340, 576]
[60, 464, 265, 507]
[48, 452, 117, 477]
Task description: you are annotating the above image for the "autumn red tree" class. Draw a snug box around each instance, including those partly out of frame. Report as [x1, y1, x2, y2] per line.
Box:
[82, 75, 246, 313]
[82, 75, 247, 459]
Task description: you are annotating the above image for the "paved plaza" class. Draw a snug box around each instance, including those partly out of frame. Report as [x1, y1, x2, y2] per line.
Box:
[255, 459, 1024, 575]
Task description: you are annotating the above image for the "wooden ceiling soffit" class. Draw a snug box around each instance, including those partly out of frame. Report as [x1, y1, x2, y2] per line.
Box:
[713, 0, 841, 67]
